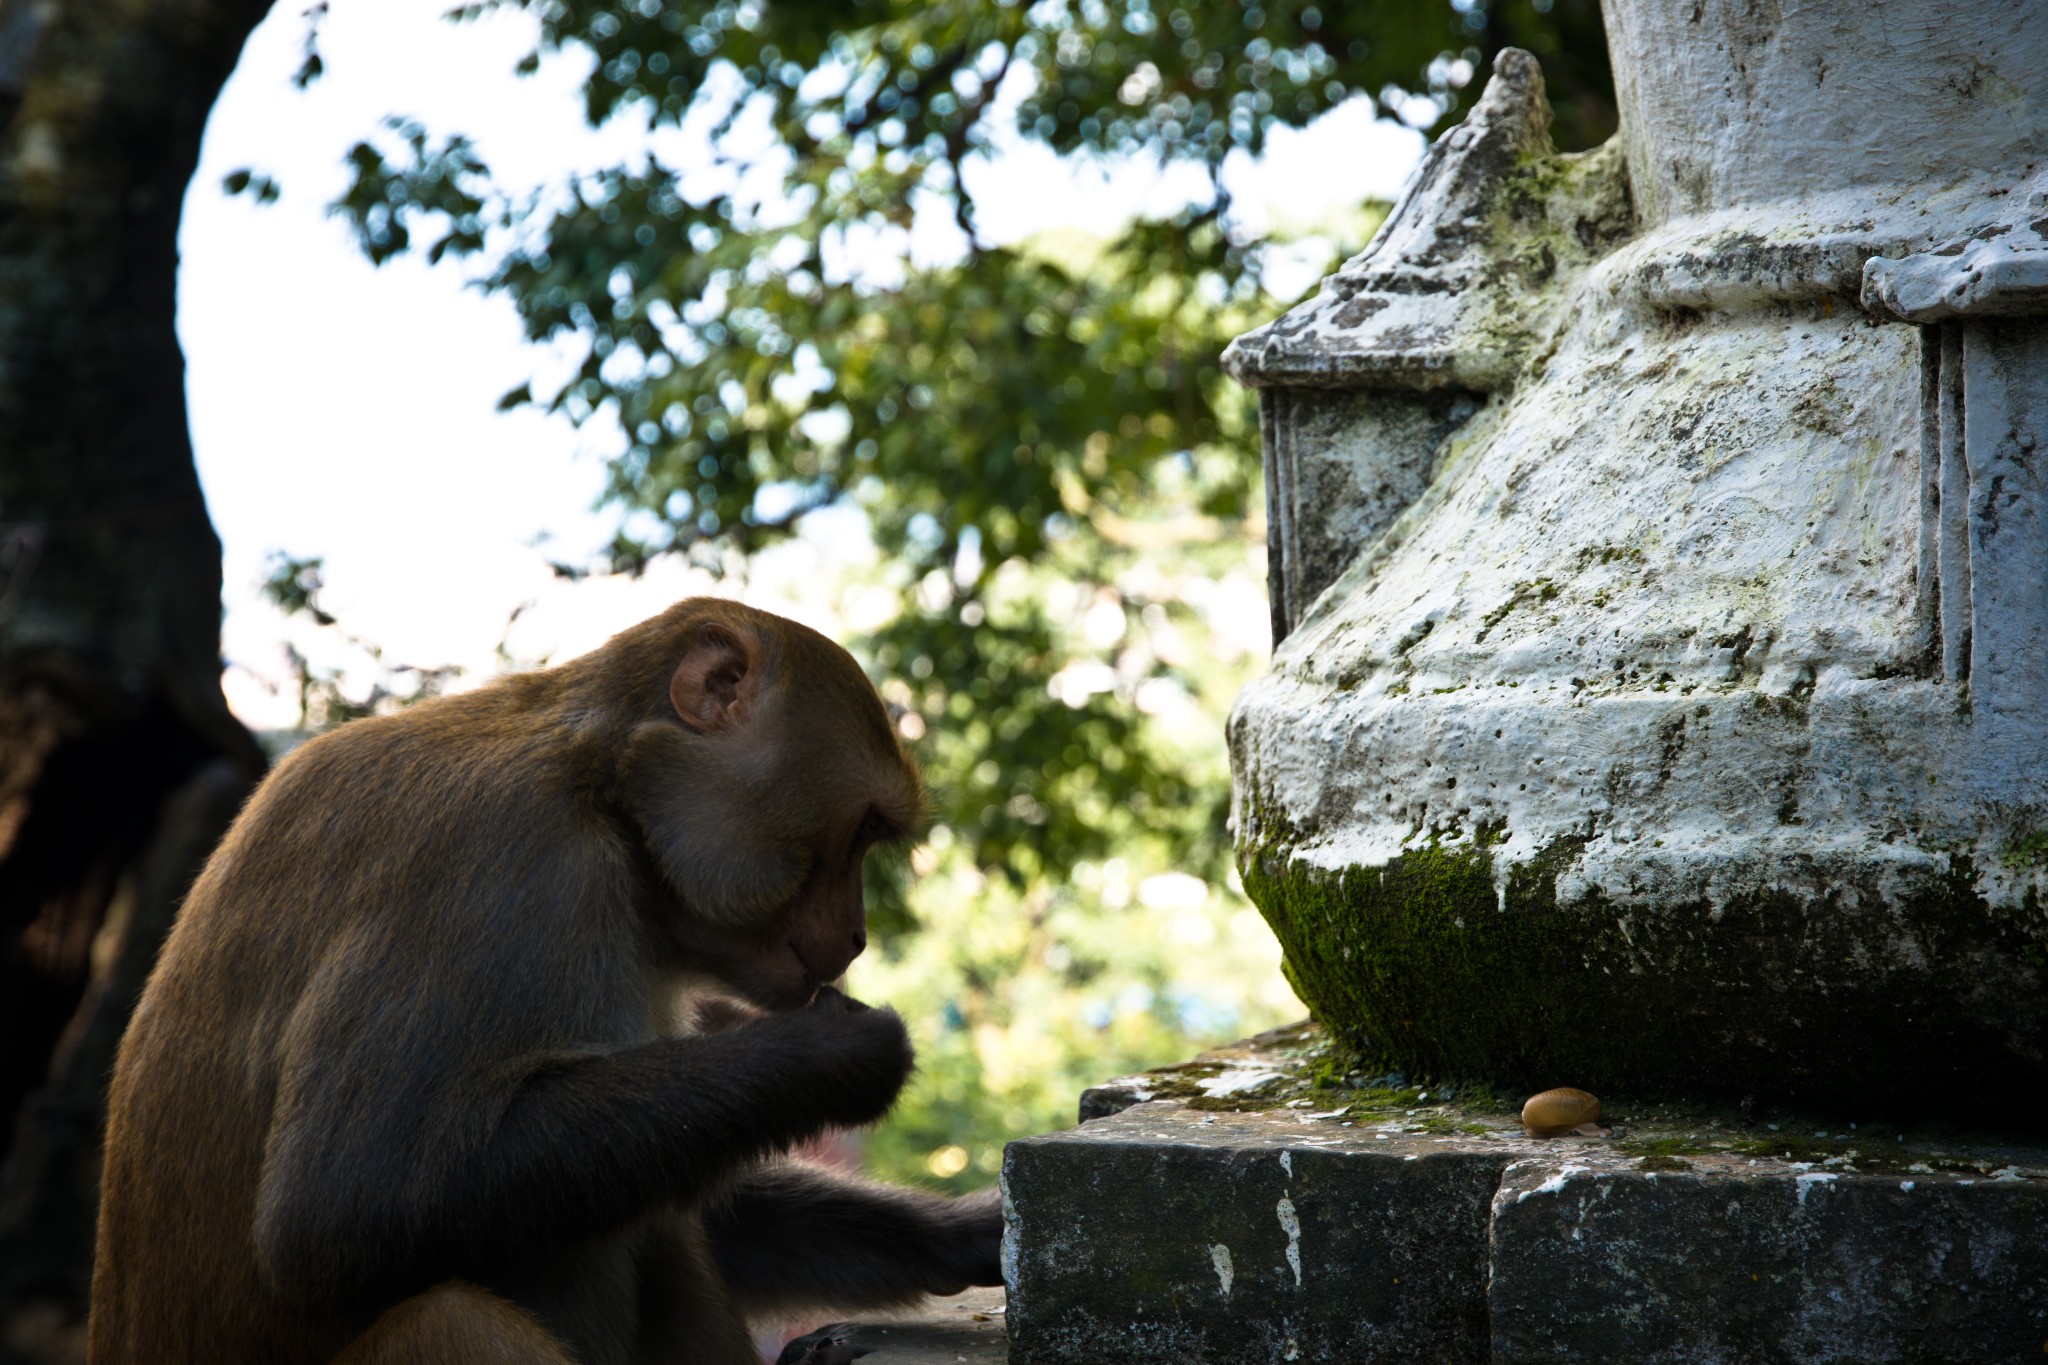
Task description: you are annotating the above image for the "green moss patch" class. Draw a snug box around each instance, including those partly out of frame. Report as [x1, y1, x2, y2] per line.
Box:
[1237, 833, 2048, 1122]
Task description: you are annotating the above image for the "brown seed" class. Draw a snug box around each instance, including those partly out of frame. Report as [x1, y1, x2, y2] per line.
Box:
[1522, 1087, 1601, 1137]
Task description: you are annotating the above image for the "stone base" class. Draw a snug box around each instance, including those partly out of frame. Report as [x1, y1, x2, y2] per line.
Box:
[1000, 1032, 2048, 1364]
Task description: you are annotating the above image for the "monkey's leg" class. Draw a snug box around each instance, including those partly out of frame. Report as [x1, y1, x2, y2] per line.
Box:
[635, 1209, 772, 1365]
[334, 1282, 580, 1365]
[703, 1162, 1004, 1319]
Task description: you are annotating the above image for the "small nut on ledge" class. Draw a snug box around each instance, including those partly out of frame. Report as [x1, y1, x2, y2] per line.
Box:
[1522, 1086, 1610, 1138]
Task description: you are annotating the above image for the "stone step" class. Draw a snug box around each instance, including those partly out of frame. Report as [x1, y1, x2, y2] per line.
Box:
[831, 1287, 1009, 1364]
[999, 1033, 2048, 1363]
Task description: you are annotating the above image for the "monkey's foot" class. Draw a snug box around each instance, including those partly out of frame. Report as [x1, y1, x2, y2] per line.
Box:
[774, 1323, 873, 1365]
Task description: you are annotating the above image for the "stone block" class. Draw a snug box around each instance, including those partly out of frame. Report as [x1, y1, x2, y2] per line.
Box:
[1490, 1152, 2048, 1364]
[1003, 1103, 1512, 1365]
[1003, 1069, 2048, 1364]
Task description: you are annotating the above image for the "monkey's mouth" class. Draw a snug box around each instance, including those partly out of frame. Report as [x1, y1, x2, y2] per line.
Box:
[784, 941, 828, 1005]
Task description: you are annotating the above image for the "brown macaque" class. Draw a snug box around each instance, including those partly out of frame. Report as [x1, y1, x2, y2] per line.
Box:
[88, 599, 1002, 1365]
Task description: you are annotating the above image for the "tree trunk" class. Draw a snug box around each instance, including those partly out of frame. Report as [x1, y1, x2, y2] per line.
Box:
[0, 0, 272, 1355]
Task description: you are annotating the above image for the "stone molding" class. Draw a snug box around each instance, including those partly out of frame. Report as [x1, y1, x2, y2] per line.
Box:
[1865, 223, 2048, 322]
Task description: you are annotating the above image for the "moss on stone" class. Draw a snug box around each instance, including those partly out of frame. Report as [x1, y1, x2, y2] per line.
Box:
[2003, 830, 2048, 871]
[1237, 830, 2048, 1122]
[1081, 1018, 2048, 1186]
[1619, 1137, 1711, 1160]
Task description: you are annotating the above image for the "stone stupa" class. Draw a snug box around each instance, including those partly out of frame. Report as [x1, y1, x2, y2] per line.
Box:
[1223, 0, 2048, 1118]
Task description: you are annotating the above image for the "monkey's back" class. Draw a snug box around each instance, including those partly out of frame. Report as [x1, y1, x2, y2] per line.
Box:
[88, 683, 608, 1365]
[91, 731, 367, 1362]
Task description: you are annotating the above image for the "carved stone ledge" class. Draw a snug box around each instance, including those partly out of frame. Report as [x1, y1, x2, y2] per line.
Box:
[1592, 181, 2048, 315]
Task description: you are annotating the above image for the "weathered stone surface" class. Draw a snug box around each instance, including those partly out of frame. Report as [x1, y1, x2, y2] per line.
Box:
[1004, 1103, 1508, 1365]
[1075, 1019, 1321, 1123]
[1003, 1061, 2048, 1365]
[1491, 1153, 2048, 1363]
[1255, 385, 1480, 647]
[843, 1287, 1008, 1365]
[1603, 0, 2047, 230]
[1223, 49, 1629, 645]
[1224, 1, 2048, 1114]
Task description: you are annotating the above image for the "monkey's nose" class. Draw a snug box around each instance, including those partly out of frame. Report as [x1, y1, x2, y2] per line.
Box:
[850, 928, 868, 957]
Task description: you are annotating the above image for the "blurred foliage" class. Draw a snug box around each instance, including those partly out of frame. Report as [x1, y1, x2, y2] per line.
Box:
[313, 0, 1613, 1186]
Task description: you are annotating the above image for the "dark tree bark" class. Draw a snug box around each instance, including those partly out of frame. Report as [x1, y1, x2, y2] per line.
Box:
[0, 0, 272, 1355]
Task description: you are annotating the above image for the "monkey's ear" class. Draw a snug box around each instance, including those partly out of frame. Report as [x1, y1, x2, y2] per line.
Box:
[669, 627, 759, 733]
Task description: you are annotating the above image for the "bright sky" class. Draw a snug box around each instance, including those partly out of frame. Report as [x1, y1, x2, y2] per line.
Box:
[178, 0, 1426, 730]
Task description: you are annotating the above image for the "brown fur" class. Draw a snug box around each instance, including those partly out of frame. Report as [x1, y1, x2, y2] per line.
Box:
[88, 599, 1000, 1365]
[333, 1284, 580, 1365]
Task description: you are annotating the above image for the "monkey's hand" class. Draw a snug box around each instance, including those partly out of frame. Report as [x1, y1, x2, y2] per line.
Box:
[900, 1186, 1004, 1296]
[940, 1187, 1006, 1290]
[775, 985, 914, 1130]
[774, 1324, 871, 1365]
[805, 984, 870, 1013]
[689, 992, 766, 1034]
[704, 1167, 1005, 1317]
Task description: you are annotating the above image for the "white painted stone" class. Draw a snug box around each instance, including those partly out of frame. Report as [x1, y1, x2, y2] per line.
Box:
[1225, 0, 2048, 1106]
[1208, 1242, 1233, 1297]
[1275, 1196, 1301, 1287]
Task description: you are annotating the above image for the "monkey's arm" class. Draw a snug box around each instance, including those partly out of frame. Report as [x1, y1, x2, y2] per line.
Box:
[701, 1163, 1004, 1317]
[254, 990, 910, 1305]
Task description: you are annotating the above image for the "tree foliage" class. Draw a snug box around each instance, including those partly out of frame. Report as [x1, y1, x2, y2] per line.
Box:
[326, 0, 1606, 886]
[309, 0, 1612, 1181]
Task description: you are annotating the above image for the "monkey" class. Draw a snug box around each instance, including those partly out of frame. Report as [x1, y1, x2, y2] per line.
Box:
[87, 598, 1004, 1365]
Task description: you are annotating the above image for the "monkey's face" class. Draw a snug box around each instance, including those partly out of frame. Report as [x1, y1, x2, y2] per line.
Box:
[659, 803, 887, 1010]
[621, 608, 923, 1011]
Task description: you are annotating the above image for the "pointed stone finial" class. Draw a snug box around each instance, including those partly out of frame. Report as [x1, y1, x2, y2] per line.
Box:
[1222, 49, 1629, 394]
